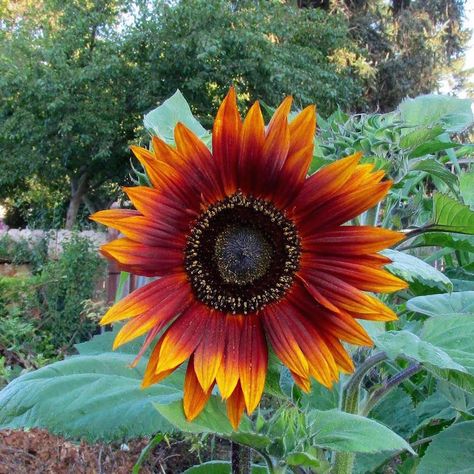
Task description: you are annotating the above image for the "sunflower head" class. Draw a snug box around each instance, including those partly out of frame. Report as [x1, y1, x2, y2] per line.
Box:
[91, 87, 407, 429]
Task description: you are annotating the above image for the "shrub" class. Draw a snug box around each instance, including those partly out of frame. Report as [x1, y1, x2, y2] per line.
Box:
[37, 234, 106, 348]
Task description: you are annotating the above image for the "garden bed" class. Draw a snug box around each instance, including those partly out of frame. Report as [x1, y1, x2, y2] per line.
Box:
[0, 429, 222, 473]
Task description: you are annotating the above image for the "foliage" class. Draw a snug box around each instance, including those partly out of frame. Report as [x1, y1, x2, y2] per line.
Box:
[0, 234, 106, 387]
[1, 90, 474, 473]
[331, 0, 470, 111]
[35, 235, 106, 347]
[0, 233, 48, 269]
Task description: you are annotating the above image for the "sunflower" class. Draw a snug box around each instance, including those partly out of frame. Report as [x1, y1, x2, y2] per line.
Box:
[91, 88, 407, 429]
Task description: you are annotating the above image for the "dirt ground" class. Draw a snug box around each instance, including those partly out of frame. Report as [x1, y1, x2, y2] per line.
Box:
[0, 429, 226, 474]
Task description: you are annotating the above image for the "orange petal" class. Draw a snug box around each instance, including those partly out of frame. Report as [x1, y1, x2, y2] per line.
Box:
[90, 209, 140, 224]
[112, 289, 191, 349]
[142, 338, 177, 388]
[310, 181, 392, 230]
[95, 214, 186, 248]
[262, 305, 309, 378]
[101, 273, 188, 325]
[297, 274, 342, 315]
[282, 302, 339, 387]
[155, 303, 208, 374]
[261, 97, 291, 196]
[321, 335, 355, 374]
[304, 257, 407, 293]
[303, 269, 398, 321]
[100, 238, 182, 277]
[122, 186, 194, 221]
[216, 315, 243, 399]
[302, 226, 404, 255]
[290, 370, 311, 393]
[193, 311, 226, 391]
[174, 123, 223, 203]
[288, 105, 316, 158]
[226, 382, 246, 430]
[238, 315, 268, 414]
[295, 152, 362, 217]
[151, 135, 185, 167]
[238, 101, 265, 194]
[183, 356, 214, 421]
[212, 86, 242, 195]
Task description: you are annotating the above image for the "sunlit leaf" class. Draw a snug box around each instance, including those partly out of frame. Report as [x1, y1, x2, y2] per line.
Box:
[144, 90, 207, 143]
[432, 194, 474, 234]
[382, 249, 453, 294]
[407, 291, 474, 318]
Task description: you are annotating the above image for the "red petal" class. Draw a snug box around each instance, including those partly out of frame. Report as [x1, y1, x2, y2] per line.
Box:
[262, 305, 309, 378]
[100, 238, 183, 277]
[238, 315, 268, 414]
[226, 382, 246, 430]
[101, 273, 189, 325]
[155, 303, 208, 374]
[183, 355, 214, 421]
[238, 101, 265, 194]
[193, 311, 226, 391]
[302, 226, 404, 255]
[212, 87, 242, 195]
[216, 315, 243, 399]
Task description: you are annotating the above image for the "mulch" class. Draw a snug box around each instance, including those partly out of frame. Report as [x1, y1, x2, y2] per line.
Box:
[0, 429, 225, 474]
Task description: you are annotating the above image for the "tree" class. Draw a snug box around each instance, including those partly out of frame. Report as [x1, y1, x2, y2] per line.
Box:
[294, 0, 469, 111]
[0, 0, 138, 228]
[1, 0, 371, 228]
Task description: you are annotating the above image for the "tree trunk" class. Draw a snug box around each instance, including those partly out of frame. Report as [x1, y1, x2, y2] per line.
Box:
[65, 173, 88, 230]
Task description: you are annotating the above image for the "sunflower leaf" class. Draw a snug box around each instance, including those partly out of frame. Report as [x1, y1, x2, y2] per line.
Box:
[432, 194, 474, 234]
[0, 353, 183, 441]
[306, 409, 414, 454]
[374, 331, 466, 373]
[183, 461, 268, 474]
[417, 421, 474, 474]
[421, 315, 474, 393]
[406, 291, 474, 318]
[382, 249, 453, 294]
[143, 90, 207, 143]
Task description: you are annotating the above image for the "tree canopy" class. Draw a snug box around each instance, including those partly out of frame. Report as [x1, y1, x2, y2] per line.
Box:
[0, 0, 470, 228]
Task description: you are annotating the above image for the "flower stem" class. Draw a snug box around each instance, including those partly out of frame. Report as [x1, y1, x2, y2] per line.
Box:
[333, 352, 388, 474]
[231, 442, 251, 474]
[361, 363, 422, 416]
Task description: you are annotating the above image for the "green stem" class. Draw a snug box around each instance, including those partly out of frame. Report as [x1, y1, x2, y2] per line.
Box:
[132, 433, 164, 474]
[333, 352, 388, 474]
[361, 363, 422, 416]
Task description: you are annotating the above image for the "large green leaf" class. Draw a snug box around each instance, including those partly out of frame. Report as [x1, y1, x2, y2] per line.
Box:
[382, 249, 453, 294]
[183, 461, 268, 474]
[374, 331, 466, 373]
[0, 352, 183, 441]
[306, 410, 414, 454]
[432, 194, 474, 234]
[399, 124, 444, 149]
[417, 421, 474, 474]
[399, 94, 474, 133]
[155, 397, 272, 450]
[408, 142, 459, 159]
[409, 159, 458, 193]
[143, 90, 207, 143]
[460, 172, 474, 209]
[406, 291, 474, 318]
[371, 388, 418, 438]
[407, 232, 474, 253]
[422, 315, 474, 393]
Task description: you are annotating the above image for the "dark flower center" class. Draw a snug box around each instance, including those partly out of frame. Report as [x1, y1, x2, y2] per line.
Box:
[184, 192, 300, 314]
[215, 225, 273, 285]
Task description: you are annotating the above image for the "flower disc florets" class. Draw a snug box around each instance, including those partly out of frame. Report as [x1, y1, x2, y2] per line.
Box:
[184, 192, 300, 314]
